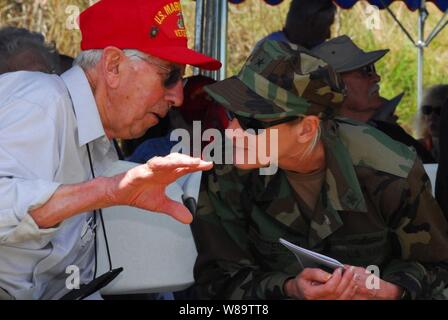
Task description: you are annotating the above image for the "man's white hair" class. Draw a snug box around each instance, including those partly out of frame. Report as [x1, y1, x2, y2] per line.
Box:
[289, 117, 322, 160]
[73, 49, 148, 70]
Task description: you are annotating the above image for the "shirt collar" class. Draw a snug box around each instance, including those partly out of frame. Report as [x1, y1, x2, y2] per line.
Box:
[61, 65, 106, 146]
[245, 122, 368, 247]
[321, 119, 368, 213]
[253, 120, 368, 214]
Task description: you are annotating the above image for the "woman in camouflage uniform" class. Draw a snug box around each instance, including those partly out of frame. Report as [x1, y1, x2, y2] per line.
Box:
[191, 40, 448, 300]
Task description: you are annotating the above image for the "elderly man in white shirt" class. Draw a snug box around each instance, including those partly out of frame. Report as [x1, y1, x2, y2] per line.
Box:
[0, 0, 220, 300]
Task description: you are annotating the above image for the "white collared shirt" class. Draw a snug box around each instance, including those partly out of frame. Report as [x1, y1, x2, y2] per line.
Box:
[0, 66, 118, 299]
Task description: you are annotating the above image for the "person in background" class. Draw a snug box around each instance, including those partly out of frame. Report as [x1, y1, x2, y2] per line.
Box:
[255, 0, 336, 50]
[58, 54, 74, 75]
[0, 26, 60, 74]
[177, 75, 228, 133]
[312, 35, 435, 163]
[419, 84, 448, 162]
[435, 96, 448, 219]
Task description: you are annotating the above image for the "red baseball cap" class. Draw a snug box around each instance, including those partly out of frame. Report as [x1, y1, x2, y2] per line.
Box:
[79, 0, 221, 70]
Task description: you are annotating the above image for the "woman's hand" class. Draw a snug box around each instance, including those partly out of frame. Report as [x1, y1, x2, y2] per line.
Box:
[284, 267, 359, 300]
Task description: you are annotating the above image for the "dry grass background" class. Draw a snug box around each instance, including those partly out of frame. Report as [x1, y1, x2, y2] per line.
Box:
[1, 0, 447, 133]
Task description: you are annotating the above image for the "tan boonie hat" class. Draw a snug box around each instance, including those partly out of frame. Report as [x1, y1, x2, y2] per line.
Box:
[204, 40, 346, 120]
[311, 35, 389, 73]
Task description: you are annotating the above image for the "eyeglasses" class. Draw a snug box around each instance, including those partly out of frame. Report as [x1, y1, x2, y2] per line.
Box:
[323, 66, 347, 96]
[358, 64, 377, 77]
[128, 54, 183, 89]
[226, 110, 299, 133]
[422, 105, 442, 116]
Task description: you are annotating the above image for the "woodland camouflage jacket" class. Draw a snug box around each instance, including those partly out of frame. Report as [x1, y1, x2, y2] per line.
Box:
[191, 118, 448, 300]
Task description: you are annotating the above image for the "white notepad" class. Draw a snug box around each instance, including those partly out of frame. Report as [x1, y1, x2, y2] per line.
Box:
[279, 238, 344, 271]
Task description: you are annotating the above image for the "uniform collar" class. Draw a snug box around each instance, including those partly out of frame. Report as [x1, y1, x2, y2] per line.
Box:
[250, 119, 367, 247]
[61, 65, 106, 147]
[321, 119, 368, 213]
[253, 120, 367, 214]
[251, 170, 310, 237]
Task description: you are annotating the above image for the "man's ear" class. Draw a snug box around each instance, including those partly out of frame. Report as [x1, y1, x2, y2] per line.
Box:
[294, 115, 320, 144]
[100, 46, 125, 89]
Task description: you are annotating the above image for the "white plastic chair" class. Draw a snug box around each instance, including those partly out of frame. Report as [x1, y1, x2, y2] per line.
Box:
[423, 163, 438, 196]
[97, 160, 201, 295]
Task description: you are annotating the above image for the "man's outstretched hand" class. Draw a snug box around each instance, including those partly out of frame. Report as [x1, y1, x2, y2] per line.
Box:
[106, 153, 213, 224]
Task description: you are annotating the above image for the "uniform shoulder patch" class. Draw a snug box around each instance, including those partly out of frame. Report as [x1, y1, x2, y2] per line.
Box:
[336, 118, 416, 178]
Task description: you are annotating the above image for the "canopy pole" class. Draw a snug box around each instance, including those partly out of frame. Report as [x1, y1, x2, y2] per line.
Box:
[199, 0, 228, 81]
[203, 0, 216, 79]
[417, 1, 428, 111]
[193, 0, 205, 75]
[218, 0, 228, 81]
[214, 0, 220, 80]
[380, 0, 416, 43]
[379, 0, 428, 133]
[425, 8, 448, 46]
[416, 1, 428, 136]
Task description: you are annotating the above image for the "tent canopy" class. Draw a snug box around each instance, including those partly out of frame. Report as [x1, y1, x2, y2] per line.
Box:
[228, 0, 448, 11]
[334, 0, 448, 11]
[228, 0, 284, 5]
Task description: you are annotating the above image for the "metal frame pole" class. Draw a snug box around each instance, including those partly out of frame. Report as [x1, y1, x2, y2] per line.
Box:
[213, 0, 221, 80]
[425, 8, 448, 45]
[204, 0, 215, 79]
[218, 0, 228, 80]
[194, 0, 205, 75]
[379, 0, 426, 120]
[417, 1, 428, 112]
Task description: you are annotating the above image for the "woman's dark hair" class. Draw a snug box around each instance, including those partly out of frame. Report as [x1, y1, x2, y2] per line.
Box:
[435, 95, 448, 219]
[0, 26, 60, 74]
[284, 0, 336, 49]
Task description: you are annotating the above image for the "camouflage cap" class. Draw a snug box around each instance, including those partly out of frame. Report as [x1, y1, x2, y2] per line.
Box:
[204, 40, 346, 120]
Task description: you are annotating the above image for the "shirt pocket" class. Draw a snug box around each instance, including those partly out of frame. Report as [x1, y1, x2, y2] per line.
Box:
[247, 225, 306, 274]
[325, 230, 391, 267]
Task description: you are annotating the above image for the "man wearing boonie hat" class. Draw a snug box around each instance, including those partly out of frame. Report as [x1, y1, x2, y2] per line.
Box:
[312, 35, 435, 163]
[312, 35, 388, 123]
[191, 40, 448, 300]
[0, 0, 219, 300]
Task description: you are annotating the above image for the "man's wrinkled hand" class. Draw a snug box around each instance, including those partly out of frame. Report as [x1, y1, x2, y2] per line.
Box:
[106, 153, 213, 224]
